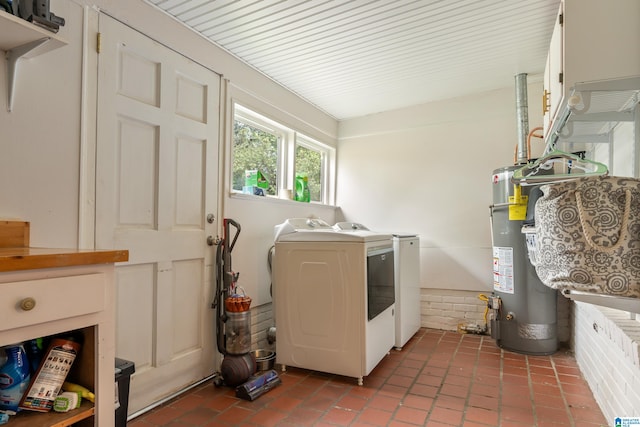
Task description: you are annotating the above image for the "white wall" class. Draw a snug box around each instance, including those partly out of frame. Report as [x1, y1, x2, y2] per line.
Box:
[0, 0, 84, 247]
[337, 82, 545, 292]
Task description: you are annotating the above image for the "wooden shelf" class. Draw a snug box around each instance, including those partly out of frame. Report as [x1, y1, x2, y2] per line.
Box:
[0, 247, 129, 272]
[0, 221, 129, 271]
[0, 10, 66, 57]
[8, 400, 94, 427]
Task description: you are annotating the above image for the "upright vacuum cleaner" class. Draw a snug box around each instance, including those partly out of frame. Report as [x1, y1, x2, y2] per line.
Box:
[211, 218, 282, 399]
[212, 219, 256, 387]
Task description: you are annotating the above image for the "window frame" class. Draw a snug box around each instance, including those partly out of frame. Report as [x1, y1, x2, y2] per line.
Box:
[294, 134, 331, 204]
[232, 105, 286, 198]
[231, 102, 335, 205]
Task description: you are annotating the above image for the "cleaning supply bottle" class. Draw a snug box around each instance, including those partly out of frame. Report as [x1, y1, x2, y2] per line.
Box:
[25, 338, 44, 376]
[0, 344, 31, 414]
[19, 334, 82, 412]
[294, 174, 310, 202]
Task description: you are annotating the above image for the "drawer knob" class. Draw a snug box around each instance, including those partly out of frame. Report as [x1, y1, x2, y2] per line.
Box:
[20, 297, 36, 311]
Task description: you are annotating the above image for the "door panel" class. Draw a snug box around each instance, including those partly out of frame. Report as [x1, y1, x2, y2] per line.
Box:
[96, 15, 220, 414]
[115, 264, 155, 371]
[176, 138, 205, 226]
[117, 117, 158, 227]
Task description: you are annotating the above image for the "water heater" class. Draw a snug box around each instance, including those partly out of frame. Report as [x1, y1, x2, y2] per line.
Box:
[489, 166, 557, 355]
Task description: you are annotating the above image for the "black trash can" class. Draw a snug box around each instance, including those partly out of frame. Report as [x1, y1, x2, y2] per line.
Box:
[115, 358, 135, 427]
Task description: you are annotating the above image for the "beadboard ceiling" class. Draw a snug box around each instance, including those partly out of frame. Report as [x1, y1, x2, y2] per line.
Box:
[147, 0, 561, 120]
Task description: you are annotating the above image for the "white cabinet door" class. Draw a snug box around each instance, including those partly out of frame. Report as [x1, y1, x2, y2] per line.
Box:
[95, 15, 220, 414]
[563, 0, 640, 90]
[543, 1, 563, 137]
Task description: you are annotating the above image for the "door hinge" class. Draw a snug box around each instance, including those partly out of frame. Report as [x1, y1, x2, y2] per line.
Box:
[558, 72, 563, 84]
[559, 13, 563, 26]
[97, 32, 101, 54]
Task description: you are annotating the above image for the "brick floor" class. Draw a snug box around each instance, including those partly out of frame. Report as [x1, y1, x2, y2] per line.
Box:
[129, 328, 608, 426]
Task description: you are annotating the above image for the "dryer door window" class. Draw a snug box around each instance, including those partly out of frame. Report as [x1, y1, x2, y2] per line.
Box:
[367, 247, 395, 320]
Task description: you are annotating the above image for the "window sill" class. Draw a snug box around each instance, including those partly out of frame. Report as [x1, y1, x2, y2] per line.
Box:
[229, 192, 337, 209]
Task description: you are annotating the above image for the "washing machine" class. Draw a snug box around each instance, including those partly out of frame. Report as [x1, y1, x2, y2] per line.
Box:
[334, 223, 421, 349]
[273, 218, 395, 385]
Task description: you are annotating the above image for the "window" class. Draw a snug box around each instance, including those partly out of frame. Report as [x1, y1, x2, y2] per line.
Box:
[232, 103, 334, 204]
[232, 116, 280, 196]
[295, 137, 324, 203]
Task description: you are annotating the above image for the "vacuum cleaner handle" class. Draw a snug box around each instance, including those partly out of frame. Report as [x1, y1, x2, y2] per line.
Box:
[224, 218, 241, 253]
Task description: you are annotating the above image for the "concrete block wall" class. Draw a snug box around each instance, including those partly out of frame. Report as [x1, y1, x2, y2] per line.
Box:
[421, 288, 572, 343]
[573, 302, 640, 423]
[251, 302, 275, 352]
[255, 289, 572, 350]
[421, 289, 490, 332]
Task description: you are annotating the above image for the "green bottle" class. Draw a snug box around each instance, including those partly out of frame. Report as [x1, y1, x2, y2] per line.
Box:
[295, 174, 310, 202]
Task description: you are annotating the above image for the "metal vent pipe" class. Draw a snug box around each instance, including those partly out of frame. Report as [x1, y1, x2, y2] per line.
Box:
[515, 73, 529, 164]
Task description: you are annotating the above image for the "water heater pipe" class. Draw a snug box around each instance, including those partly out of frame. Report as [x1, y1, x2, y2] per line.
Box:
[515, 73, 529, 165]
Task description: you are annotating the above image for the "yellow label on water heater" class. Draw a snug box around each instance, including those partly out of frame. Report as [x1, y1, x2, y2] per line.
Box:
[508, 184, 528, 220]
[508, 194, 528, 220]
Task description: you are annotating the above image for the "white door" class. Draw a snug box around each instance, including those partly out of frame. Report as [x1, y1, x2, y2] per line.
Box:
[95, 15, 220, 414]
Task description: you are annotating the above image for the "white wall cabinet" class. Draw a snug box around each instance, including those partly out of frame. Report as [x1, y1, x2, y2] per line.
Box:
[542, 0, 640, 142]
[0, 243, 127, 427]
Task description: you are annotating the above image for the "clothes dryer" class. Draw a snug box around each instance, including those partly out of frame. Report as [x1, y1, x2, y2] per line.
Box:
[273, 218, 394, 385]
[334, 223, 421, 349]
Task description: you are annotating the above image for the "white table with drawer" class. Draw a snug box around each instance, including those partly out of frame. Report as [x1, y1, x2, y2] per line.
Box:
[0, 247, 128, 427]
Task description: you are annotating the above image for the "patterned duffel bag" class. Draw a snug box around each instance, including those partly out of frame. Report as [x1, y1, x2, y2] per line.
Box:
[534, 175, 640, 298]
